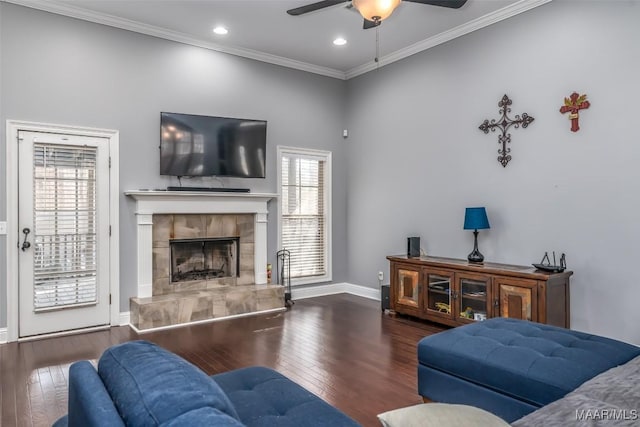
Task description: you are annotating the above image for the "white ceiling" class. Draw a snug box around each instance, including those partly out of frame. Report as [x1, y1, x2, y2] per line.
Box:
[7, 0, 551, 79]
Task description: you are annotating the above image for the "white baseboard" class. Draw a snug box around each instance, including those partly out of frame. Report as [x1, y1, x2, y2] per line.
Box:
[292, 283, 348, 300]
[292, 282, 381, 301]
[0, 328, 7, 344]
[344, 283, 381, 301]
[119, 312, 130, 326]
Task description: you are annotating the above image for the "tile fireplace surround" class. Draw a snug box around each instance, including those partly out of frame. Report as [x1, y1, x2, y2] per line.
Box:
[125, 191, 283, 331]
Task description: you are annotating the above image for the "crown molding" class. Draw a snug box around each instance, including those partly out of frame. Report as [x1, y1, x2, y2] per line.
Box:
[345, 0, 553, 79]
[3, 0, 551, 81]
[2, 0, 347, 80]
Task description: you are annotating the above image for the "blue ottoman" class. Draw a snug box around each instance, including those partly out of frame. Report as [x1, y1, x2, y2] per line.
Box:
[417, 318, 640, 422]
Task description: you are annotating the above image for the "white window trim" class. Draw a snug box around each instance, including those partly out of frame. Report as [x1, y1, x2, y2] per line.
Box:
[277, 145, 332, 286]
[5, 120, 120, 342]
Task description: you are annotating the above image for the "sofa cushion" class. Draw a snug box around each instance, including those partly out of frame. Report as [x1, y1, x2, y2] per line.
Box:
[212, 366, 360, 427]
[65, 361, 125, 427]
[417, 318, 640, 407]
[160, 407, 245, 427]
[98, 340, 240, 426]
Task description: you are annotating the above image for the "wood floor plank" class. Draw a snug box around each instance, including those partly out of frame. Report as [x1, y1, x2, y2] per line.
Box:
[1, 343, 18, 426]
[16, 344, 34, 427]
[0, 294, 445, 427]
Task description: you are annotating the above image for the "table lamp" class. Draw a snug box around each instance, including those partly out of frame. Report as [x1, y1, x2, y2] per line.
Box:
[464, 207, 490, 263]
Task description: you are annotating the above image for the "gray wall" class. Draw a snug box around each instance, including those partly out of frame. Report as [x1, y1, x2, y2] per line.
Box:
[0, 3, 348, 327]
[345, 0, 640, 344]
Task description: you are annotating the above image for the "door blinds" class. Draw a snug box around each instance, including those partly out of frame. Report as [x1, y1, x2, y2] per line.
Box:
[281, 155, 326, 279]
[32, 143, 98, 311]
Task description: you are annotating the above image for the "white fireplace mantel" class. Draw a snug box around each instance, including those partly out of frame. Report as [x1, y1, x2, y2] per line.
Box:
[125, 190, 278, 298]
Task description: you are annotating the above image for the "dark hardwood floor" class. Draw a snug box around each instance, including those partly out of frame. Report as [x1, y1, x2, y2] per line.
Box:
[0, 294, 446, 427]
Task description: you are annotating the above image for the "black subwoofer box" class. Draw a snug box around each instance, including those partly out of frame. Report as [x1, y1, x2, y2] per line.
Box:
[407, 237, 420, 258]
[381, 284, 390, 311]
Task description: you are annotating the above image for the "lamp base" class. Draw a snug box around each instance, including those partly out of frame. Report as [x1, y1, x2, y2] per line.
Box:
[467, 229, 485, 264]
[467, 249, 485, 264]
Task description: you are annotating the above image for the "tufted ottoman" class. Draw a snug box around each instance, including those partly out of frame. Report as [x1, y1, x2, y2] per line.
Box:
[417, 318, 640, 422]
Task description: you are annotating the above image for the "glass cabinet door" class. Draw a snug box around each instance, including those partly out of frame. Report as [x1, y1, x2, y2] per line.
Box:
[395, 268, 420, 309]
[425, 270, 454, 319]
[458, 276, 490, 322]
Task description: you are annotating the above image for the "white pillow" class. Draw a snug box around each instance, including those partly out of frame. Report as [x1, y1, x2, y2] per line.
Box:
[377, 403, 511, 427]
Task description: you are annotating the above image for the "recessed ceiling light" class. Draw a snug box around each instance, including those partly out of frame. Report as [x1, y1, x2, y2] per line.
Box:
[333, 37, 347, 46]
[213, 26, 228, 35]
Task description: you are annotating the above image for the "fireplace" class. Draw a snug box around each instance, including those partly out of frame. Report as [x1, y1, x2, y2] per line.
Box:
[170, 237, 240, 283]
[151, 213, 256, 295]
[125, 191, 284, 331]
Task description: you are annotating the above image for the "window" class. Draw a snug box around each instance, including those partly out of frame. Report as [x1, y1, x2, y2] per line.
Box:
[277, 146, 332, 285]
[33, 143, 99, 310]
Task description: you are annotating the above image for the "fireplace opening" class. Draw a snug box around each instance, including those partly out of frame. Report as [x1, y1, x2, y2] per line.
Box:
[170, 237, 240, 283]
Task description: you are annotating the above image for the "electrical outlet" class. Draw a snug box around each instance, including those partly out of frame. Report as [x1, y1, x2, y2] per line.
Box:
[0, 221, 6, 235]
[377, 271, 384, 281]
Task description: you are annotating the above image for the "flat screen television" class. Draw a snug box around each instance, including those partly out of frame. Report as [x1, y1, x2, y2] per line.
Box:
[160, 112, 266, 178]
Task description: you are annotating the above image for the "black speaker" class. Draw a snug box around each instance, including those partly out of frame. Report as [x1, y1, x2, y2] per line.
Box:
[381, 284, 390, 311]
[407, 237, 420, 258]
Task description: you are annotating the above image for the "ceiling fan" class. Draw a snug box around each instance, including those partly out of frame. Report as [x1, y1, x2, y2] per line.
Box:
[287, 0, 468, 30]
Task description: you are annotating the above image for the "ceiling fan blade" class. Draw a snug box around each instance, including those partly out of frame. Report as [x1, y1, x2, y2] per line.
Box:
[363, 19, 380, 30]
[287, 0, 348, 16]
[404, 0, 468, 9]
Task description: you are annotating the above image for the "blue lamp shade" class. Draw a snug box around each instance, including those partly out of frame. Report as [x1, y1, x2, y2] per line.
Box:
[464, 207, 490, 230]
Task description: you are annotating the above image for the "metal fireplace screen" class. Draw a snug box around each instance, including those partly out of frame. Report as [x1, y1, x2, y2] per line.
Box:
[169, 237, 240, 283]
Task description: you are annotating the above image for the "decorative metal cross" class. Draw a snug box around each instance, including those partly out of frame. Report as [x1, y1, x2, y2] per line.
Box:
[559, 92, 590, 132]
[479, 94, 535, 167]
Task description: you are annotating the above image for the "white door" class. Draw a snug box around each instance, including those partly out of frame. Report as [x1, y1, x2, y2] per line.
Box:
[18, 131, 111, 337]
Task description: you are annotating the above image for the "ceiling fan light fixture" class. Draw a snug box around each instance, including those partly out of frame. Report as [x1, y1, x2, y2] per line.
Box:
[352, 0, 401, 22]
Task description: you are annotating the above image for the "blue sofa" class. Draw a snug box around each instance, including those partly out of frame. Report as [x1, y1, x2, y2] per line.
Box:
[53, 340, 360, 427]
[417, 318, 640, 423]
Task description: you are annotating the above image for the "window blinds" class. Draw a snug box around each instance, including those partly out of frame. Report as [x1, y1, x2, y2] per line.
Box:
[281, 155, 326, 279]
[32, 143, 98, 311]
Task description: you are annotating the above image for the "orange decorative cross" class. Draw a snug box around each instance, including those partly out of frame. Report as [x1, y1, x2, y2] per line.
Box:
[560, 92, 590, 132]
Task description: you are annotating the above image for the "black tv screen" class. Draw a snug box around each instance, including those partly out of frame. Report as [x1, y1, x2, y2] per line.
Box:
[160, 112, 266, 178]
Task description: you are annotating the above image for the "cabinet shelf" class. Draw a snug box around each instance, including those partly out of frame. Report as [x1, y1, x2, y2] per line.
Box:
[461, 293, 487, 302]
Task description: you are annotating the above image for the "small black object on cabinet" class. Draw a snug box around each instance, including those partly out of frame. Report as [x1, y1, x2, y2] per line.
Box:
[407, 237, 420, 258]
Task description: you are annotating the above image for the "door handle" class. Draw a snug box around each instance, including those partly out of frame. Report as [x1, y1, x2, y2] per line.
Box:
[21, 227, 31, 251]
